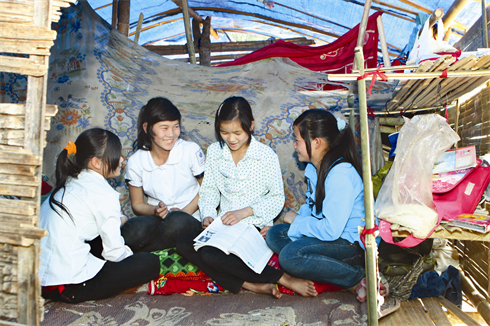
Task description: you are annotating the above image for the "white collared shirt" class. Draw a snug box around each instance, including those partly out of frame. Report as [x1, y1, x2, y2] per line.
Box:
[125, 139, 205, 219]
[39, 169, 132, 286]
[199, 137, 285, 228]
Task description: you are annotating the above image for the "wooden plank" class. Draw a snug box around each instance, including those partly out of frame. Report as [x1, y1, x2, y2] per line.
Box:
[392, 227, 490, 241]
[0, 1, 34, 17]
[0, 213, 36, 226]
[0, 173, 38, 186]
[0, 226, 46, 239]
[0, 163, 36, 176]
[421, 297, 452, 326]
[0, 13, 33, 24]
[438, 296, 481, 326]
[0, 23, 56, 40]
[0, 56, 47, 76]
[17, 245, 34, 324]
[0, 115, 52, 130]
[0, 184, 37, 197]
[144, 37, 315, 55]
[0, 129, 24, 146]
[0, 38, 53, 55]
[379, 299, 434, 325]
[0, 103, 56, 116]
[0, 150, 41, 165]
[0, 232, 34, 247]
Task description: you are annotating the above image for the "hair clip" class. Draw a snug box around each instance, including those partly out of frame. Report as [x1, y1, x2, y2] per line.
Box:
[336, 117, 347, 131]
[63, 141, 77, 155]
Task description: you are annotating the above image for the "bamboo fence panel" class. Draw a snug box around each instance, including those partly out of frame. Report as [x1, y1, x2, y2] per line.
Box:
[0, 0, 75, 324]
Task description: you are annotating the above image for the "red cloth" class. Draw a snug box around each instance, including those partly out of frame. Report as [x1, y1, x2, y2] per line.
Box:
[218, 12, 382, 78]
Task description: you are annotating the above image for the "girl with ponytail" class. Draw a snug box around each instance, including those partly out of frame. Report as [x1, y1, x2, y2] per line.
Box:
[40, 128, 159, 303]
[266, 109, 380, 302]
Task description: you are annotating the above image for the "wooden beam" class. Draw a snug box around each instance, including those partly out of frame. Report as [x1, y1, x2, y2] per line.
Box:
[200, 16, 211, 66]
[438, 296, 481, 326]
[144, 37, 314, 56]
[372, 0, 418, 15]
[117, 0, 130, 36]
[111, 0, 118, 28]
[171, 0, 219, 39]
[181, 0, 196, 64]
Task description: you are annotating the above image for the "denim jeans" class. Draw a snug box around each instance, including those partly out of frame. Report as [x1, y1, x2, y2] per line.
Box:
[266, 223, 365, 289]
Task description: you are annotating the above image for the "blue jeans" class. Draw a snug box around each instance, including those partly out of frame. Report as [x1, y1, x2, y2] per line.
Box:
[266, 223, 365, 289]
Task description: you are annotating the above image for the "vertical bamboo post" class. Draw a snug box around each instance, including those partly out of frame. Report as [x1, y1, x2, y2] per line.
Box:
[353, 0, 373, 70]
[483, 0, 489, 48]
[117, 0, 130, 37]
[181, 0, 196, 64]
[376, 15, 391, 67]
[454, 99, 460, 148]
[112, 0, 118, 28]
[134, 13, 144, 43]
[354, 46, 378, 326]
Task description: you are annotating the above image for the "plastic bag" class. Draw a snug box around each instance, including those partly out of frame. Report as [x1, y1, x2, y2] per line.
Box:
[375, 114, 460, 238]
[408, 19, 456, 63]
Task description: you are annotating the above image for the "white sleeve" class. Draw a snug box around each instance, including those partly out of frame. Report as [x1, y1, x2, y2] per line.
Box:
[189, 142, 206, 176]
[99, 215, 133, 262]
[125, 153, 143, 187]
[92, 191, 133, 262]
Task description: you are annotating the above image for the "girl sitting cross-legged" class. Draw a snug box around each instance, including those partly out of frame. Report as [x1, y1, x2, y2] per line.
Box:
[176, 96, 318, 298]
[266, 109, 382, 302]
[40, 128, 160, 303]
[122, 97, 205, 252]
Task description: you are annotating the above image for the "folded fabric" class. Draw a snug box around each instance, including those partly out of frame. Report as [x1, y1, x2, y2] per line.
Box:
[148, 251, 343, 295]
[408, 265, 462, 306]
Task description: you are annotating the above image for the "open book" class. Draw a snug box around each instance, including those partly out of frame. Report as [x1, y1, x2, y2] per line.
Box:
[193, 218, 273, 274]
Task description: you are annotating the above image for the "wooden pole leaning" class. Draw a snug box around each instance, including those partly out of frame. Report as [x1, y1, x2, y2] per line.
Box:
[181, 0, 196, 64]
[354, 46, 379, 326]
[133, 13, 144, 44]
[353, 0, 373, 70]
[376, 15, 391, 67]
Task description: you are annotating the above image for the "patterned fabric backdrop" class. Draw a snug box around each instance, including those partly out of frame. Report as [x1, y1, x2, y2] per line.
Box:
[1, 1, 389, 218]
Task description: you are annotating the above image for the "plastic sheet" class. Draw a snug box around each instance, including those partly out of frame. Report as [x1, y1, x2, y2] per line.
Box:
[375, 114, 460, 238]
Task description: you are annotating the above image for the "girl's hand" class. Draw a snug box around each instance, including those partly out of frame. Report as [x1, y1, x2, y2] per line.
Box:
[155, 202, 169, 219]
[260, 226, 270, 238]
[221, 207, 252, 226]
[202, 217, 214, 229]
[120, 215, 128, 226]
[284, 211, 298, 224]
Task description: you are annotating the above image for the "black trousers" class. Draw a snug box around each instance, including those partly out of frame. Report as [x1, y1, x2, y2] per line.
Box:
[176, 229, 284, 294]
[42, 252, 159, 303]
[121, 211, 202, 252]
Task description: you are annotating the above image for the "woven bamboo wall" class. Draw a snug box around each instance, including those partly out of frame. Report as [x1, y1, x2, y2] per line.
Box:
[0, 0, 75, 325]
[449, 85, 490, 301]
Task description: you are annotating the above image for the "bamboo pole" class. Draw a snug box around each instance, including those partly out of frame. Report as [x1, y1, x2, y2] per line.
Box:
[483, 0, 489, 48]
[354, 46, 378, 326]
[172, 0, 219, 39]
[353, 0, 373, 71]
[181, 0, 196, 64]
[443, 0, 470, 41]
[460, 271, 490, 325]
[376, 15, 391, 67]
[328, 68, 490, 81]
[133, 13, 144, 43]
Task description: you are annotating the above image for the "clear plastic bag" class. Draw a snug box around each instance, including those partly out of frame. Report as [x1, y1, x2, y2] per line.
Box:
[375, 114, 460, 238]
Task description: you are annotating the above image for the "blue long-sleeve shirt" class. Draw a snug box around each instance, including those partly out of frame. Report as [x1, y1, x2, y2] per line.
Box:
[287, 162, 368, 249]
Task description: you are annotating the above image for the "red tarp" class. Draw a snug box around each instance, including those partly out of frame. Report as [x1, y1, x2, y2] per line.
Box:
[218, 12, 382, 75]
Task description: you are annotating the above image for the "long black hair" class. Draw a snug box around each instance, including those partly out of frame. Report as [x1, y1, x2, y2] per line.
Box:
[293, 109, 362, 214]
[215, 96, 254, 148]
[49, 128, 122, 219]
[136, 97, 181, 150]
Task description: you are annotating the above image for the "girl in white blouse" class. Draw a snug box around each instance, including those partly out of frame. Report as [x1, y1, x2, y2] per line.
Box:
[176, 97, 318, 298]
[40, 128, 159, 303]
[124, 97, 204, 251]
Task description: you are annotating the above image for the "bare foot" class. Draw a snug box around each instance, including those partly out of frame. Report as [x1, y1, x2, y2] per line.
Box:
[242, 282, 282, 299]
[278, 273, 318, 297]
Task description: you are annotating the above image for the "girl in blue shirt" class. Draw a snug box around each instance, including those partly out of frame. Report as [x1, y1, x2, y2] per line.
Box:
[266, 109, 371, 301]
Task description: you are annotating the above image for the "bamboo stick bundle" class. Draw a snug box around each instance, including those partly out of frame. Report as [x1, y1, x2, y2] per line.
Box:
[411, 55, 478, 108]
[397, 55, 456, 110]
[387, 61, 433, 111]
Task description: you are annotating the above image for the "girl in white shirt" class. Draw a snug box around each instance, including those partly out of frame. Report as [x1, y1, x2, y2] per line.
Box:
[124, 97, 204, 251]
[40, 128, 160, 303]
[176, 96, 318, 298]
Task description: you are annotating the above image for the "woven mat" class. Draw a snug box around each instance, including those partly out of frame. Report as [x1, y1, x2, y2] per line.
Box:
[42, 288, 367, 325]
